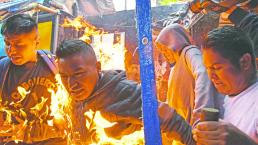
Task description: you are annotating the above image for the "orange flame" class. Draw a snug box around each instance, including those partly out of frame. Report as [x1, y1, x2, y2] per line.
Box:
[49, 74, 71, 121]
[0, 106, 13, 124]
[48, 74, 73, 143]
[62, 16, 125, 70]
[62, 16, 104, 43]
[85, 110, 144, 145]
[62, 16, 143, 144]
[0, 74, 73, 143]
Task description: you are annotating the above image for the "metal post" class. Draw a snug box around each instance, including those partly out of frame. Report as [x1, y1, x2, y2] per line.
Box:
[135, 0, 162, 145]
[52, 13, 60, 54]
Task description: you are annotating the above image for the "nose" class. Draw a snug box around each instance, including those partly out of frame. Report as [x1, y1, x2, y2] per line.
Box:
[67, 77, 78, 91]
[6, 44, 16, 55]
[207, 68, 217, 80]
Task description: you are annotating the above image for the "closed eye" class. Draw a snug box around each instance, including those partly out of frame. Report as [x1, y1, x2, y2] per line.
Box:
[74, 71, 87, 77]
[213, 67, 222, 70]
[212, 64, 223, 70]
[208, 65, 222, 72]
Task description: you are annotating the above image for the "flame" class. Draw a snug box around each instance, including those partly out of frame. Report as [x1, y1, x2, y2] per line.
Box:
[62, 16, 84, 31]
[30, 97, 48, 117]
[0, 14, 143, 143]
[62, 16, 125, 70]
[49, 74, 71, 120]
[17, 86, 30, 103]
[0, 86, 30, 125]
[92, 34, 126, 70]
[0, 86, 30, 143]
[85, 110, 144, 145]
[48, 74, 73, 143]
[62, 16, 104, 43]
[0, 74, 73, 143]
[0, 105, 13, 124]
[12, 119, 28, 143]
[62, 16, 144, 144]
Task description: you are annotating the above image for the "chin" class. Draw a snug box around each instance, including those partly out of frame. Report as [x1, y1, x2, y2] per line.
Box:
[217, 89, 229, 95]
[11, 61, 24, 66]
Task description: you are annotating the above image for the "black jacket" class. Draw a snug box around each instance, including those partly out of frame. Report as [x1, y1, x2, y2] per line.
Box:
[72, 70, 195, 145]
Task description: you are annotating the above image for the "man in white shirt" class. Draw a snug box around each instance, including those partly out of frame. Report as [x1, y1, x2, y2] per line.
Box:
[193, 25, 258, 145]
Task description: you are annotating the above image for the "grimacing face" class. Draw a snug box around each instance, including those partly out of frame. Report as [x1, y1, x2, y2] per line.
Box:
[203, 48, 249, 96]
[4, 30, 38, 65]
[155, 42, 175, 64]
[58, 52, 100, 101]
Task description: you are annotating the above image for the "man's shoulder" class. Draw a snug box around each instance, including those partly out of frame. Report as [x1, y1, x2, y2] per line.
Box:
[116, 76, 141, 94]
[0, 56, 10, 70]
[101, 70, 140, 90]
[184, 45, 202, 57]
[250, 81, 258, 94]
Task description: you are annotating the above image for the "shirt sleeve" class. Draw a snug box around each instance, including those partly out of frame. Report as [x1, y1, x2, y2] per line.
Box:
[158, 102, 196, 145]
[184, 47, 217, 126]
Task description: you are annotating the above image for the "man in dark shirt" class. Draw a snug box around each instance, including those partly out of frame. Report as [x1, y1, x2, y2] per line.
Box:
[0, 14, 65, 144]
[56, 39, 196, 145]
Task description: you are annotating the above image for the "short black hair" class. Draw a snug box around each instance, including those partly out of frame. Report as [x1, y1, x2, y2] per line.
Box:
[56, 39, 96, 59]
[203, 26, 256, 71]
[1, 14, 37, 36]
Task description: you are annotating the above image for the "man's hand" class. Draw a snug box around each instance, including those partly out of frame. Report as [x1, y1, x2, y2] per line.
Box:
[158, 102, 175, 128]
[192, 120, 258, 145]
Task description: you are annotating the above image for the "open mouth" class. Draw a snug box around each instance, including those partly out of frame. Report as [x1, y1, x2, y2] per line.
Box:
[70, 89, 86, 98]
[10, 56, 22, 61]
[213, 81, 224, 88]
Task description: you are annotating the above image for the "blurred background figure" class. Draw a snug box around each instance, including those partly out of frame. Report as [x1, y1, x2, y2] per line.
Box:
[52, 0, 115, 16]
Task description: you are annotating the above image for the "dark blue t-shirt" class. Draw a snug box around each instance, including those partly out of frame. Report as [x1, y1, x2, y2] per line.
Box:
[2, 55, 57, 121]
[1, 54, 61, 143]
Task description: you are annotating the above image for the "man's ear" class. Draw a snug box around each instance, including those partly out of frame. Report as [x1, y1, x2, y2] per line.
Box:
[96, 61, 101, 72]
[239, 53, 252, 71]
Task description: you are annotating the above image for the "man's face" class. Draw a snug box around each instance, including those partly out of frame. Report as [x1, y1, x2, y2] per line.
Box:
[58, 52, 100, 101]
[155, 42, 175, 64]
[4, 30, 38, 65]
[203, 48, 248, 95]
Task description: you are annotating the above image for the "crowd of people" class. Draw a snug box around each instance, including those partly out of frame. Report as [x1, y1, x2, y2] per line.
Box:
[0, 0, 257, 145]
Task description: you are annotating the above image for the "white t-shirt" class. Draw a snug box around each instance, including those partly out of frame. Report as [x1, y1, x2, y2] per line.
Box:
[223, 81, 258, 143]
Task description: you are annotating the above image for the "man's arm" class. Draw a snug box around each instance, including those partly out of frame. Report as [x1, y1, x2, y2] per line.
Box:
[158, 102, 196, 145]
[185, 47, 218, 126]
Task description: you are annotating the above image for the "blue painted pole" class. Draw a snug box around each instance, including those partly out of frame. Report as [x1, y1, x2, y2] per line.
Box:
[135, 0, 162, 145]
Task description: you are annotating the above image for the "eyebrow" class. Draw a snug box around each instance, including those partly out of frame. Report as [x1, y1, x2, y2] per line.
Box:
[207, 63, 223, 68]
[4, 38, 22, 43]
[210, 62, 221, 65]
[74, 66, 87, 71]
